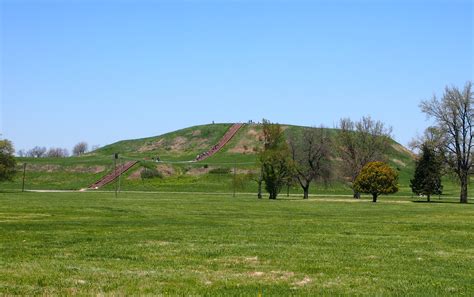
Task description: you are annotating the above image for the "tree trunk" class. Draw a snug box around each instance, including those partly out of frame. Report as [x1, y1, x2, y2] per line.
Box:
[372, 193, 378, 203]
[353, 191, 360, 199]
[460, 173, 468, 204]
[269, 191, 277, 200]
[287, 184, 290, 197]
[427, 194, 430, 202]
[257, 179, 262, 199]
[351, 179, 360, 199]
[303, 186, 309, 199]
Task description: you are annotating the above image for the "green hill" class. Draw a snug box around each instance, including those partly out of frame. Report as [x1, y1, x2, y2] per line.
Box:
[99, 123, 420, 196]
[2, 122, 441, 198]
[93, 123, 415, 171]
[94, 123, 233, 161]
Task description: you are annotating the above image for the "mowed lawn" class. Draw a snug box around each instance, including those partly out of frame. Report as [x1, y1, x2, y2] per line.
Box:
[0, 192, 473, 296]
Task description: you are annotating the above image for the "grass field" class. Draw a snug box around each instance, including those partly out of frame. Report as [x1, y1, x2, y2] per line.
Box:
[0, 191, 473, 295]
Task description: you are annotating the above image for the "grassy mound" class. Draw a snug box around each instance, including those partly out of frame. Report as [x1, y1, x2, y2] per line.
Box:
[0, 122, 443, 196]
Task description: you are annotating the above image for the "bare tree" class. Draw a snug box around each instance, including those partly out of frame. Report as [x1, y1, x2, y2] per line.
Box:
[409, 127, 449, 178]
[289, 127, 332, 199]
[73, 142, 88, 156]
[46, 147, 69, 158]
[17, 149, 26, 157]
[420, 81, 473, 204]
[409, 126, 445, 153]
[27, 146, 47, 158]
[336, 116, 392, 198]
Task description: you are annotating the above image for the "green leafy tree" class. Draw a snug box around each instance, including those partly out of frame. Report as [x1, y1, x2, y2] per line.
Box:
[0, 139, 17, 182]
[259, 119, 294, 199]
[410, 143, 443, 202]
[353, 161, 399, 202]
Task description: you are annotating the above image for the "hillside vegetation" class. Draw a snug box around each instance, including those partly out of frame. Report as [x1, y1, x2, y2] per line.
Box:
[95, 124, 233, 161]
[0, 123, 438, 197]
[95, 123, 415, 167]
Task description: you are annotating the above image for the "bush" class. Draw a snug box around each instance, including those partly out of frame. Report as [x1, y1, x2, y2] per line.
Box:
[140, 167, 163, 179]
[209, 167, 231, 174]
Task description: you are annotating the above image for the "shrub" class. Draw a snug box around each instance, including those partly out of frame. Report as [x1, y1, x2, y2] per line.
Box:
[140, 167, 163, 179]
[209, 167, 231, 174]
[182, 166, 191, 174]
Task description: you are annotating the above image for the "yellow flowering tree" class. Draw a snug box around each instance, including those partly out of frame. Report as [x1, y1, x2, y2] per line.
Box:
[353, 161, 398, 202]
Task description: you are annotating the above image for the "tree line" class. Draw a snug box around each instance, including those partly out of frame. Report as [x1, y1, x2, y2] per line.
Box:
[256, 117, 398, 202]
[16, 141, 94, 158]
[257, 81, 473, 204]
[0, 82, 472, 203]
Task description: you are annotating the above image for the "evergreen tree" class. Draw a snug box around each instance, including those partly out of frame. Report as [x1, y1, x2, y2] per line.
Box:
[410, 143, 443, 202]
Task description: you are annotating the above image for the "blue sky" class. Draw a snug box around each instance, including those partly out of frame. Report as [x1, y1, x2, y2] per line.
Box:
[1, 0, 472, 152]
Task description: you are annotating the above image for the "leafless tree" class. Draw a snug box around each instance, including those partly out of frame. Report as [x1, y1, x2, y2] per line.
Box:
[420, 81, 473, 204]
[336, 116, 392, 198]
[73, 142, 88, 156]
[409, 126, 445, 153]
[27, 146, 47, 158]
[289, 127, 332, 199]
[46, 147, 69, 158]
[17, 149, 26, 157]
[409, 127, 449, 177]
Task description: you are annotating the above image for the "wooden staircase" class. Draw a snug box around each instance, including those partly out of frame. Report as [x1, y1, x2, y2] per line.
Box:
[87, 123, 244, 189]
[195, 123, 244, 161]
[88, 161, 138, 189]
